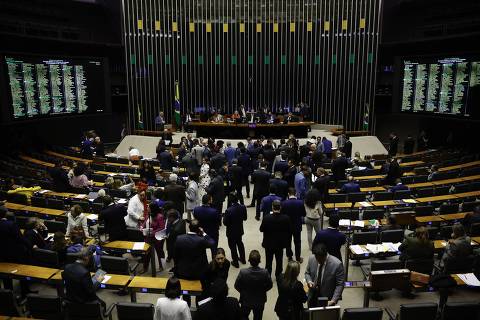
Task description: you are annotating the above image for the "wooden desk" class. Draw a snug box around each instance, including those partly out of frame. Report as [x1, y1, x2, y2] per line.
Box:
[415, 194, 458, 203]
[461, 175, 480, 182]
[329, 187, 385, 194]
[415, 216, 444, 225]
[472, 237, 480, 245]
[406, 182, 435, 189]
[324, 202, 364, 209]
[431, 178, 464, 186]
[45, 150, 93, 164]
[370, 200, 398, 207]
[454, 191, 480, 199]
[438, 160, 480, 172]
[399, 161, 425, 167]
[51, 271, 131, 290]
[102, 241, 150, 252]
[438, 212, 468, 221]
[128, 276, 202, 302]
[434, 239, 479, 251]
[4, 203, 27, 211]
[0, 263, 59, 282]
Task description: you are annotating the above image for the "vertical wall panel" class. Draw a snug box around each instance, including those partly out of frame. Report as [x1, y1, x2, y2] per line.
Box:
[122, 0, 382, 132]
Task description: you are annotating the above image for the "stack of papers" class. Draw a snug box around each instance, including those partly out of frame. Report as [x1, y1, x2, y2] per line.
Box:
[132, 242, 146, 250]
[366, 244, 389, 254]
[101, 275, 112, 284]
[74, 194, 88, 199]
[403, 199, 417, 204]
[87, 214, 98, 221]
[350, 245, 369, 255]
[383, 242, 402, 252]
[359, 201, 373, 207]
[339, 219, 351, 227]
[38, 189, 49, 194]
[353, 221, 365, 228]
[117, 199, 128, 204]
[457, 273, 480, 286]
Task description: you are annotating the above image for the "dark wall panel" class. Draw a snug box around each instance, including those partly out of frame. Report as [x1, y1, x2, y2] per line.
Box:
[122, 0, 382, 132]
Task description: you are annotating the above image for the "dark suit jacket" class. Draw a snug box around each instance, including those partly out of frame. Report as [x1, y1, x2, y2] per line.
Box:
[260, 194, 282, 217]
[273, 160, 289, 175]
[229, 165, 243, 189]
[62, 262, 99, 303]
[389, 136, 399, 156]
[237, 153, 252, 176]
[223, 203, 247, 239]
[251, 169, 271, 197]
[234, 266, 273, 308]
[404, 138, 415, 154]
[193, 205, 221, 240]
[312, 228, 346, 261]
[274, 277, 307, 319]
[389, 184, 409, 193]
[398, 233, 434, 261]
[24, 229, 47, 250]
[312, 175, 330, 201]
[331, 157, 348, 181]
[269, 178, 289, 200]
[48, 167, 70, 192]
[343, 140, 353, 158]
[164, 183, 186, 213]
[206, 176, 225, 206]
[385, 161, 402, 185]
[198, 297, 241, 320]
[284, 166, 298, 188]
[210, 153, 227, 171]
[174, 233, 215, 280]
[166, 219, 186, 258]
[0, 219, 30, 263]
[158, 151, 174, 171]
[260, 213, 292, 249]
[281, 198, 306, 233]
[99, 204, 127, 241]
[340, 182, 361, 194]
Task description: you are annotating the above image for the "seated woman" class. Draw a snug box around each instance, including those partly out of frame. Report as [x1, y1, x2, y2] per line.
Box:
[138, 160, 156, 186]
[69, 165, 93, 189]
[398, 226, 434, 262]
[67, 232, 102, 268]
[154, 277, 191, 320]
[104, 176, 135, 196]
[66, 205, 90, 238]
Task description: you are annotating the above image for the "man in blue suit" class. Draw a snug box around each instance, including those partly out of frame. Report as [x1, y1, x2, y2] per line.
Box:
[312, 214, 346, 262]
[339, 175, 361, 194]
[294, 166, 309, 199]
[193, 195, 221, 256]
[322, 137, 333, 159]
[273, 152, 289, 175]
[237, 148, 252, 198]
[269, 171, 289, 200]
[281, 188, 306, 263]
[260, 185, 282, 219]
[224, 141, 236, 165]
[389, 178, 409, 193]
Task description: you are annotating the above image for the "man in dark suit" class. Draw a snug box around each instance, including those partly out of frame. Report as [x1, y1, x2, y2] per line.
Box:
[343, 136, 353, 158]
[312, 167, 330, 202]
[385, 158, 402, 185]
[259, 200, 291, 278]
[389, 178, 409, 193]
[165, 209, 186, 263]
[23, 217, 48, 250]
[251, 162, 272, 219]
[273, 152, 289, 176]
[312, 215, 346, 262]
[161, 129, 173, 146]
[331, 152, 349, 182]
[389, 132, 399, 156]
[283, 159, 298, 188]
[193, 195, 221, 255]
[339, 175, 361, 194]
[48, 161, 70, 192]
[305, 243, 345, 307]
[237, 148, 252, 198]
[223, 193, 248, 268]
[0, 207, 30, 263]
[234, 250, 273, 320]
[229, 159, 244, 204]
[206, 169, 225, 214]
[281, 188, 306, 263]
[157, 147, 175, 171]
[262, 144, 276, 172]
[174, 219, 215, 305]
[164, 174, 186, 215]
[269, 171, 289, 200]
[99, 196, 127, 241]
[259, 185, 282, 220]
[403, 135, 415, 154]
[62, 248, 105, 307]
[210, 151, 227, 172]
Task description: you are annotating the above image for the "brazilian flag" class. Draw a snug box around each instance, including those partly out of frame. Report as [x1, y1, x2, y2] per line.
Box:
[174, 81, 181, 128]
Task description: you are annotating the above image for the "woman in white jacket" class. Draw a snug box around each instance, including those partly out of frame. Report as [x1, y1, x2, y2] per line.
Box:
[304, 189, 323, 250]
[198, 157, 211, 200]
[66, 204, 90, 238]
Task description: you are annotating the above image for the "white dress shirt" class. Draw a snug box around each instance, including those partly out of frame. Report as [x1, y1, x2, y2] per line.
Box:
[125, 194, 144, 228]
[154, 297, 191, 320]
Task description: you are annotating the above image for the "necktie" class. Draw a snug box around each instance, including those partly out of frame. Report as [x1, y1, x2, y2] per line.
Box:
[316, 263, 324, 291]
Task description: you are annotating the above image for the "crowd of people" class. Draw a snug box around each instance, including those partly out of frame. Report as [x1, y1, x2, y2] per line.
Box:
[2, 128, 479, 320]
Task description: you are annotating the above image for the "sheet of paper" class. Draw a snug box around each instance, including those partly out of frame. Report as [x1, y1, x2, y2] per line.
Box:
[101, 275, 112, 284]
[117, 199, 128, 204]
[403, 199, 417, 204]
[132, 242, 146, 250]
[366, 244, 384, 254]
[74, 194, 87, 199]
[155, 228, 167, 240]
[38, 189, 49, 194]
[359, 201, 372, 207]
[353, 220, 365, 227]
[350, 245, 367, 255]
[457, 273, 480, 286]
[87, 214, 98, 221]
[339, 219, 351, 227]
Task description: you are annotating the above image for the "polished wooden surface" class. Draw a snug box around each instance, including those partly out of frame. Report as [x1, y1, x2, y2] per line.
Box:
[5, 203, 27, 211]
[415, 194, 458, 203]
[324, 202, 364, 209]
[438, 212, 468, 221]
[0, 262, 59, 280]
[438, 160, 480, 172]
[189, 121, 315, 128]
[415, 216, 444, 224]
[128, 276, 202, 293]
[102, 241, 150, 252]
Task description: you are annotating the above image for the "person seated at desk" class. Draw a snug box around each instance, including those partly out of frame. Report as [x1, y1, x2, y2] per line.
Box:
[70, 165, 93, 189]
[462, 205, 480, 232]
[427, 164, 439, 182]
[0, 206, 30, 263]
[51, 231, 68, 267]
[398, 226, 434, 262]
[66, 204, 90, 238]
[440, 223, 472, 268]
[283, 112, 297, 124]
[104, 176, 135, 197]
[62, 247, 106, 308]
[266, 112, 276, 124]
[380, 216, 402, 231]
[24, 217, 48, 250]
[389, 178, 409, 193]
[312, 215, 346, 262]
[129, 146, 141, 162]
[212, 112, 224, 123]
[67, 232, 102, 268]
[339, 175, 360, 194]
[231, 110, 241, 121]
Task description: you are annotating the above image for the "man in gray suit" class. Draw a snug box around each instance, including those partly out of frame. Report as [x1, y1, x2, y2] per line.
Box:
[234, 250, 273, 320]
[305, 243, 345, 307]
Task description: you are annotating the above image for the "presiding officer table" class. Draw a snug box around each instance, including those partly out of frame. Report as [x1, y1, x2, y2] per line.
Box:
[189, 121, 315, 138]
